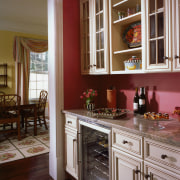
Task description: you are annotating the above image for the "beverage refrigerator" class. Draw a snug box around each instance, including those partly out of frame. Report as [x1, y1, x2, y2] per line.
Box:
[78, 120, 111, 180]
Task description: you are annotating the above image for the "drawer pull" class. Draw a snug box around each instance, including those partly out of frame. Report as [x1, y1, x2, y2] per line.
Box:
[145, 174, 150, 179]
[67, 121, 72, 124]
[122, 140, 128, 144]
[175, 55, 179, 59]
[135, 170, 140, 174]
[161, 154, 168, 159]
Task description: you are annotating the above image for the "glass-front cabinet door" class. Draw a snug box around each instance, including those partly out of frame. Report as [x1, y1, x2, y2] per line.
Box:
[80, 0, 109, 74]
[145, 0, 171, 71]
[172, 0, 180, 71]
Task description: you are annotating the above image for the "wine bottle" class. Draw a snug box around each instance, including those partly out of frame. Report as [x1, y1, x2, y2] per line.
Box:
[133, 87, 139, 113]
[139, 87, 146, 114]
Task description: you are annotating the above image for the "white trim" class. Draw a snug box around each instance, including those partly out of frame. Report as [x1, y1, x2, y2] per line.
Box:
[48, 0, 64, 180]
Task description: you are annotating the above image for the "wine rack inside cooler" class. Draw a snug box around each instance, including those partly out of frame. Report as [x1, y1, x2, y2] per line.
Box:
[81, 125, 109, 180]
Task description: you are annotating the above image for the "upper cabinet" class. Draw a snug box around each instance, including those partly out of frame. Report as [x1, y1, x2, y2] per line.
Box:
[172, 0, 180, 71]
[80, 0, 180, 74]
[109, 0, 145, 74]
[80, 0, 109, 75]
[145, 0, 180, 72]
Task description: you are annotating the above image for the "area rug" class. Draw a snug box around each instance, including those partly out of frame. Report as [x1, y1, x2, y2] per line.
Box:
[0, 120, 49, 164]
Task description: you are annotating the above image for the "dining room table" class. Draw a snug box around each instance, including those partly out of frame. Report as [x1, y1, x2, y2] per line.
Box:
[20, 100, 38, 136]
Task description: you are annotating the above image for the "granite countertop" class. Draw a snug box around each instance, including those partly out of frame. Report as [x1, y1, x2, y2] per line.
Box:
[62, 109, 180, 147]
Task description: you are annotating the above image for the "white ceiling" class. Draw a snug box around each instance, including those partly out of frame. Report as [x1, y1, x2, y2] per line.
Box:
[0, 0, 47, 36]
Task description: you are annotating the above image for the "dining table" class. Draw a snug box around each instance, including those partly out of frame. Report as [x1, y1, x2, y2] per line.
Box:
[20, 101, 38, 136]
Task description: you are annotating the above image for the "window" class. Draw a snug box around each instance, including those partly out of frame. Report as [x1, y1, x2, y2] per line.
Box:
[29, 51, 48, 100]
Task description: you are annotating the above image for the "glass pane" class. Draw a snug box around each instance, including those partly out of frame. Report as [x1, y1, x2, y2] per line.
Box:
[87, 2, 89, 17]
[83, 20, 86, 33]
[101, 51, 104, 68]
[37, 82, 44, 89]
[37, 74, 44, 81]
[157, 0, 163, 9]
[150, 41, 156, 64]
[30, 90, 37, 99]
[96, 33, 100, 50]
[96, 52, 100, 68]
[96, 15, 99, 31]
[96, 0, 99, 13]
[43, 74, 48, 81]
[149, 0, 155, 13]
[43, 64, 48, 71]
[87, 20, 89, 33]
[29, 82, 36, 89]
[100, 0, 103, 11]
[30, 73, 36, 81]
[158, 39, 164, 63]
[150, 15, 155, 38]
[100, 13, 103, 29]
[158, 12, 164, 37]
[100, 31, 104, 49]
[83, 4, 86, 18]
[87, 37, 89, 51]
[36, 64, 42, 71]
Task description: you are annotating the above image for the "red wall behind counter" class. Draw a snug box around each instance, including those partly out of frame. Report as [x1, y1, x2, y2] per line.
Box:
[63, 0, 180, 113]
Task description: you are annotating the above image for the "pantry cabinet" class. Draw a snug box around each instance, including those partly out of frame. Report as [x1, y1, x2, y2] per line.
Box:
[65, 114, 78, 179]
[80, 0, 109, 74]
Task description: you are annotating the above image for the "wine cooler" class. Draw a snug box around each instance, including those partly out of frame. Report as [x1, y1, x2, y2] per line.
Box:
[78, 120, 111, 180]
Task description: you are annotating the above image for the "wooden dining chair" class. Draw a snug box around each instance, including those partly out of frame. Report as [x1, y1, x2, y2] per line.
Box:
[0, 94, 21, 140]
[24, 90, 48, 134]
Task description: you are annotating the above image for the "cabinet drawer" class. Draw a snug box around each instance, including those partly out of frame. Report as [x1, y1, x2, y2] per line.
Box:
[65, 114, 78, 130]
[112, 128, 143, 158]
[144, 138, 180, 174]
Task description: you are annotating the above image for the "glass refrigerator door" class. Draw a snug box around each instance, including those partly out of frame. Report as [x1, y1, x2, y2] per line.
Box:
[81, 125, 109, 180]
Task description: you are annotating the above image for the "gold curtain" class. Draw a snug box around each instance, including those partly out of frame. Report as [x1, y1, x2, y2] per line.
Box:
[13, 37, 48, 103]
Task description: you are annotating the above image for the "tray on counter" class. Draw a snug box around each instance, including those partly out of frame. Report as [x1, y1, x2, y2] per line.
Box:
[92, 108, 129, 119]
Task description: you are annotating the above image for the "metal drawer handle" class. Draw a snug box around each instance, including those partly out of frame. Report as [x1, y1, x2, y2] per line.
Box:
[135, 170, 140, 174]
[145, 174, 150, 179]
[161, 154, 168, 159]
[67, 121, 72, 124]
[122, 140, 128, 144]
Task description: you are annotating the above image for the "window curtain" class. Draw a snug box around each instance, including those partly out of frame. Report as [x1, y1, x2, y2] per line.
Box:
[13, 37, 48, 103]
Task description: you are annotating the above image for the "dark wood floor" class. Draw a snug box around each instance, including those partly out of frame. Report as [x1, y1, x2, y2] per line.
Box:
[0, 153, 53, 180]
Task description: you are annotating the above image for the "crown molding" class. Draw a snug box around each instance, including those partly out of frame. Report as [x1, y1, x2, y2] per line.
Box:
[0, 19, 47, 36]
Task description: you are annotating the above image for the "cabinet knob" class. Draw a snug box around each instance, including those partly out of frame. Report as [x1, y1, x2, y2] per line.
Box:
[67, 121, 72, 124]
[175, 55, 179, 59]
[88, 65, 93, 68]
[145, 174, 150, 179]
[161, 154, 168, 159]
[93, 64, 96, 67]
[163, 56, 169, 60]
[135, 170, 140, 174]
[122, 140, 128, 144]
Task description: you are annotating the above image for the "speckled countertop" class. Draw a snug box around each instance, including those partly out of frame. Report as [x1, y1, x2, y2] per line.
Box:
[62, 109, 180, 147]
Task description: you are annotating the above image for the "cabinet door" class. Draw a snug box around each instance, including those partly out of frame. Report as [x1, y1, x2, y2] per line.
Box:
[80, 0, 91, 74]
[172, 0, 180, 71]
[80, 0, 109, 75]
[112, 148, 142, 180]
[144, 162, 180, 180]
[65, 128, 78, 179]
[93, 0, 109, 74]
[145, 0, 171, 71]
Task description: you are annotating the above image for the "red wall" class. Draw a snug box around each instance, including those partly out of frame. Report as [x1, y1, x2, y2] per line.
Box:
[63, 0, 180, 114]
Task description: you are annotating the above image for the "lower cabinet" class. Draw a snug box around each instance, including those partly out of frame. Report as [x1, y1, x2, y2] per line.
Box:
[144, 162, 180, 180]
[112, 148, 142, 180]
[65, 127, 78, 179]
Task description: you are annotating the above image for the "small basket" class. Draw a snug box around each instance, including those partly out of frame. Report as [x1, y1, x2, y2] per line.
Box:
[124, 56, 142, 71]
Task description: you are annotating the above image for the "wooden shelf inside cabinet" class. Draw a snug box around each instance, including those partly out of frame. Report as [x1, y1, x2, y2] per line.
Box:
[113, 12, 141, 25]
[113, 0, 128, 8]
[0, 64, 7, 87]
[114, 47, 142, 55]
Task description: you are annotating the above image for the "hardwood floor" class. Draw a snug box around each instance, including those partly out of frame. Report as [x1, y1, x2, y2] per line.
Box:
[0, 153, 53, 180]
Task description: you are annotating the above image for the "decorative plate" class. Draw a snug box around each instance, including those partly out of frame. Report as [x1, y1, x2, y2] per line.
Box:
[123, 21, 141, 48]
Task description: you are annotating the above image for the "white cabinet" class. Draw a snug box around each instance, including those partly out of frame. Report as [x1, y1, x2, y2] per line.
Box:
[112, 128, 143, 180]
[172, 0, 180, 71]
[65, 114, 78, 179]
[112, 148, 142, 180]
[145, 0, 180, 72]
[109, 0, 146, 74]
[80, 0, 109, 75]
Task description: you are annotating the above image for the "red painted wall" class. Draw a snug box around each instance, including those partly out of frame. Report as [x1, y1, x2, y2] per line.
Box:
[63, 0, 180, 114]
